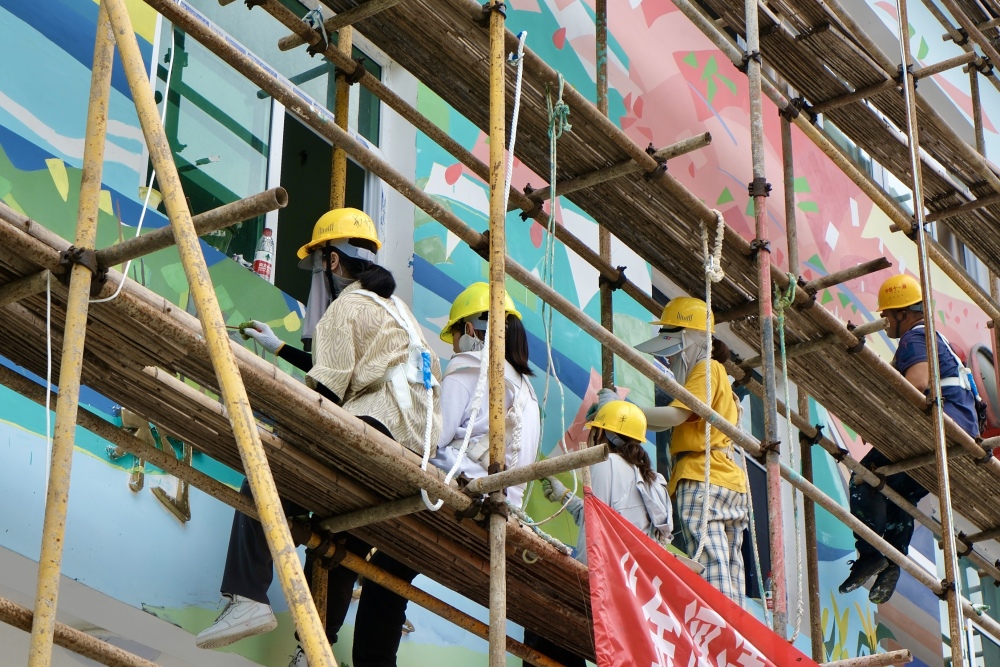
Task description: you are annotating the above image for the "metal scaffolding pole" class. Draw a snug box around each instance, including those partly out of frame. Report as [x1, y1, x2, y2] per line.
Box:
[596, 0, 614, 389]
[102, 1, 336, 665]
[487, 2, 507, 664]
[27, 6, 114, 664]
[896, 0, 964, 659]
[744, 0, 788, 636]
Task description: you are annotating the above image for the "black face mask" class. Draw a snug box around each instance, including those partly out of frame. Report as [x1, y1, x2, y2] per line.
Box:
[605, 431, 628, 449]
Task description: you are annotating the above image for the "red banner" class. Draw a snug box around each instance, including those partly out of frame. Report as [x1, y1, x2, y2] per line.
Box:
[585, 489, 818, 667]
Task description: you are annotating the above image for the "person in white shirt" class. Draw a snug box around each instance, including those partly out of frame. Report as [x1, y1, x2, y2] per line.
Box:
[430, 281, 540, 506]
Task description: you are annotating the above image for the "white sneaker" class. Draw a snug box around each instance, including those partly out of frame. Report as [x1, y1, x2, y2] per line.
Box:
[195, 594, 277, 649]
[288, 647, 308, 667]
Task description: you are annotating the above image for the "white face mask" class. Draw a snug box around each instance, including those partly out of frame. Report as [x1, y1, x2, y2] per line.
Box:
[458, 333, 484, 353]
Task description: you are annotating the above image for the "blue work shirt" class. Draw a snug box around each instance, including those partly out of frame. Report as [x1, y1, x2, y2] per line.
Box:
[894, 325, 980, 437]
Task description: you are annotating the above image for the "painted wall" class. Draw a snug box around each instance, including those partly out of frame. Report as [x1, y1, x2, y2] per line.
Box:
[1, 0, 999, 664]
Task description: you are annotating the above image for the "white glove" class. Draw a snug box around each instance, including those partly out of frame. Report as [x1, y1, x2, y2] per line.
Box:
[542, 476, 571, 504]
[242, 320, 284, 353]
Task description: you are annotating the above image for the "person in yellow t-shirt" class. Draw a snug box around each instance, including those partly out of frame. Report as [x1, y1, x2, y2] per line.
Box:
[632, 297, 749, 607]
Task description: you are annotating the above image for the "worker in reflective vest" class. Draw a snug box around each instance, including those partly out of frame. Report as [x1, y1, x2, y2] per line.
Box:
[631, 297, 749, 608]
[195, 208, 443, 667]
[840, 274, 979, 604]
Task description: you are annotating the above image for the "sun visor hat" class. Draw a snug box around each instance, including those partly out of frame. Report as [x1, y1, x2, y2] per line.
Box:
[298, 239, 377, 270]
[635, 330, 685, 356]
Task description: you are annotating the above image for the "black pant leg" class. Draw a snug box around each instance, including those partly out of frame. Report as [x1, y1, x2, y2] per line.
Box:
[321, 536, 372, 644]
[851, 450, 891, 558]
[352, 551, 419, 667]
[882, 470, 930, 555]
[522, 630, 587, 667]
[220, 479, 307, 605]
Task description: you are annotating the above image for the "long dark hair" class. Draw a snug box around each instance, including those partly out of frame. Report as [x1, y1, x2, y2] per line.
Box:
[608, 433, 657, 485]
[711, 336, 730, 364]
[333, 242, 395, 298]
[451, 312, 534, 377]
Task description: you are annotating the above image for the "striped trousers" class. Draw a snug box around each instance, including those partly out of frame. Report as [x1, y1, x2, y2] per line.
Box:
[674, 479, 750, 608]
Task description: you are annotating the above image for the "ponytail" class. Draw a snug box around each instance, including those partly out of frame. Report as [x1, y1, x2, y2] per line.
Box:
[611, 436, 657, 485]
[505, 314, 534, 377]
[335, 245, 396, 298]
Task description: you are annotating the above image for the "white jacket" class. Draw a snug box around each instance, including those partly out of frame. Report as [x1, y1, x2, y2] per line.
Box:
[430, 351, 540, 508]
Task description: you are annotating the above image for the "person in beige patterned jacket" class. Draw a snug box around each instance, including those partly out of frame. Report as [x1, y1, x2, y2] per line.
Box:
[196, 208, 443, 667]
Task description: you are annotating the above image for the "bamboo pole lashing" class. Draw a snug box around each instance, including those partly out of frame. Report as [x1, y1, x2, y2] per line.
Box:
[102, 2, 337, 666]
[27, 6, 114, 664]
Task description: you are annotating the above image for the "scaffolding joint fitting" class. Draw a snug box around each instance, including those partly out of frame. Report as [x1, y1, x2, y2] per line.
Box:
[975, 446, 995, 466]
[747, 177, 771, 198]
[953, 28, 970, 46]
[598, 265, 628, 291]
[957, 533, 973, 558]
[479, 1, 507, 25]
[760, 439, 781, 455]
[798, 424, 825, 446]
[868, 470, 887, 492]
[845, 322, 866, 354]
[748, 238, 771, 262]
[737, 50, 762, 74]
[471, 230, 490, 261]
[779, 97, 814, 123]
[831, 446, 849, 462]
[977, 57, 994, 77]
[796, 277, 817, 310]
[454, 495, 486, 523]
[895, 64, 915, 88]
[243, 0, 266, 9]
[482, 495, 510, 518]
[936, 579, 954, 601]
[59, 246, 107, 297]
[342, 57, 368, 85]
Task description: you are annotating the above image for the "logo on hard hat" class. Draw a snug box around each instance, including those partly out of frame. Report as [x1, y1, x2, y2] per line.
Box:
[676, 313, 693, 322]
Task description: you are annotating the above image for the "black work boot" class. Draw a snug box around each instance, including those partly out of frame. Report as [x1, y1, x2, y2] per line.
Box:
[868, 564, 901, 604]
[839, 555, 889, 594]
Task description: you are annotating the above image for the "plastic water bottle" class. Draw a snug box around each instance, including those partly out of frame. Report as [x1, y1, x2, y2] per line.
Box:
[252, 227, 274, 281]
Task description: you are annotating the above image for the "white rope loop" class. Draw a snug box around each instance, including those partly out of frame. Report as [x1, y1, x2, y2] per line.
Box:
[692, 209, 726, 561]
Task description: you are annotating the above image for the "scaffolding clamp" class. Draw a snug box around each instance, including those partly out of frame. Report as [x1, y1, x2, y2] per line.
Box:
[778, 97, 816, 124]
[644, 142, 668, 180]
[760, 439, 781, 455]
[798, 424, 825, 447]
[243, 0, 267, 9]
[956, 532, 974, 558]
[830, 446, 849, 462]
[795, 276, 817, 310]
[975, 446, 994, 466]
[341, 57, 368, 85]
[599, 265, 628, 291]
[936, 579, 954, 601]
[482, 494, 510, 519]
[952, 28, 970, 47]
[895, 64, 916, 88]
[747, 177, 771, 198]
[480, 1, 507, 24]
[737, 50, 762, 74]
[58, 246, 107, 297]
[977, 57, 994, 77]
[748, 238, 771, 263]
[845, 321, 867, 354]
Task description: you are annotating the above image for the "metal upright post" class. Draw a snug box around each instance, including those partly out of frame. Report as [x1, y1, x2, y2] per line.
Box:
[744, 0, 787, 637]
[102, 1, 337, 665]
[782, 112, 822, 658]
[596, 0, 615, 389]
[486, 2, 508, 665]
[896, 0, 965, 662]
[28, 6, 114, 664]
[331, 26, 353, 209]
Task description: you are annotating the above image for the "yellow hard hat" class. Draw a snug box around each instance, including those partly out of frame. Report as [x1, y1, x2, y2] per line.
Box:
[652, 296, 714, 333]
[585, 400, 648, 443]
[297, 208, 381, 261]
[877, 274, 922, 311]
[440, 282, 521, 343]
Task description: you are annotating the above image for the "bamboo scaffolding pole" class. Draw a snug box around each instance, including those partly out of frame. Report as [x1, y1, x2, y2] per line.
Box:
[520, 134, 712, 205]
[666, 0, 1000, 326]
[874, 446, 965, 475]
[464, 445, 609, 496]
[921, 0, 1000, 97]
[894, 0, 963, 655]
[925, 193, 1000, 222]
[486, 2, 508, 663]
[821, 649, 912, 667]
[963, 525, 1000, 544]
[737, 318, 888, 369]
[319, 495, 429, 533]
[744, 0, 787, 636]
[810, 51, 979, 114]
[935, 0, 1000, 75]
[102, 2, 336, 666]
[596, 0, 614, 390]
[0, 270, 51, 308]
[801, 258, 892, 293]
[96, 187, 287, 267]
[27, 7, 114, 664]
[1, 596, 159, 667]
[277, 0, 408, 50]
[330, 26, 352, 210]
[243, 0, 664, 317]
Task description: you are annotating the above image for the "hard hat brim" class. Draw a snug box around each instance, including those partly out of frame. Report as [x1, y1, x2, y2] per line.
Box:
[634, 333, 683, 355]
